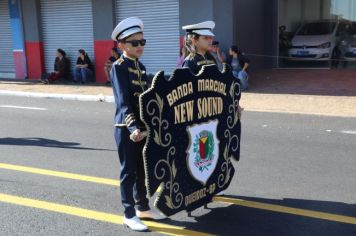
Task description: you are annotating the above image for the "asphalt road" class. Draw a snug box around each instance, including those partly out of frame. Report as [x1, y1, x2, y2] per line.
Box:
[0, 95, 355, 236]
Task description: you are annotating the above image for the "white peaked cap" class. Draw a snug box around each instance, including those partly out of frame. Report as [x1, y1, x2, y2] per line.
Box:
[111, 17, 144, 41]
[182, 21, 215, 36]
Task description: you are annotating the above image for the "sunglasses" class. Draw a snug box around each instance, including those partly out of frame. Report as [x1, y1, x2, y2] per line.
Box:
[124, 39, 146, 47]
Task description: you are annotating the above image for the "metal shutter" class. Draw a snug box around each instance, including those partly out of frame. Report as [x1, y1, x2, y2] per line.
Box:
[115, 0, 179, 75]
[0, 0, 15, 77]
[40, 0, 94, 73]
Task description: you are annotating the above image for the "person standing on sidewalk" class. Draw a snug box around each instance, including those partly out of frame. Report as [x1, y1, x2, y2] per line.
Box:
[110, 17, 166, 232]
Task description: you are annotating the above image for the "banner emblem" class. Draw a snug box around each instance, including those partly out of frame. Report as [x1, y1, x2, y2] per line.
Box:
[187, 120, 219, 184]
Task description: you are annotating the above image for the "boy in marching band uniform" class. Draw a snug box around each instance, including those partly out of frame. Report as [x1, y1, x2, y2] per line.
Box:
[110, 17, 166, 232]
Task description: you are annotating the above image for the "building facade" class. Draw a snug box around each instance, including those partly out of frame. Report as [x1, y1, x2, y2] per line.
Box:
[1, 0, 355, 82]
[0, 0, 242, 82]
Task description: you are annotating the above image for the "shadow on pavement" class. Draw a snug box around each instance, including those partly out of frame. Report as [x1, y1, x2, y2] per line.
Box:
[0, 137, 115, 151]
[164, 195, 356, 236]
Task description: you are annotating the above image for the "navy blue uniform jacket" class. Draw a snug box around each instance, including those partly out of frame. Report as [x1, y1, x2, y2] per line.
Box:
[183, 52, 217, 74]
[110, 55, 149, 134]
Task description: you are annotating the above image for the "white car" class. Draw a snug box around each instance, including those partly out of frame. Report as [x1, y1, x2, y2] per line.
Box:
[288, 20, 349, 61]
[339, 22, 356, 61]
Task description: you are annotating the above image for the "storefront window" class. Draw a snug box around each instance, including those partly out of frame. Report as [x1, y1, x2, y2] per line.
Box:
[278, 0, 356, 68]
[297, 22, 336, 35]
[331, 0, 356, 21]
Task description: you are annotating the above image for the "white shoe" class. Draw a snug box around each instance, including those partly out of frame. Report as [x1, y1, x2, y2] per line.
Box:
[216, 190, 225, 196]
[123, 216, 148, 231]
[136, 209, 167, 220]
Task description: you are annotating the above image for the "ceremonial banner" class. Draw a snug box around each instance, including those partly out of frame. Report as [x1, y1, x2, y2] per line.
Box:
[139, 64, 241, 216]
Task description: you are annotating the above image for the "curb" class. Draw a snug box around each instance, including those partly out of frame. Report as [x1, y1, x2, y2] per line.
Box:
[0, 90, 115, 103]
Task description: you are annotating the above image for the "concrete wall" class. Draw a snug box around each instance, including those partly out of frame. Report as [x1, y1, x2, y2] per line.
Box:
[321, 0, 332, 19]
[234, 0, 278, 70]
[304, 0, 322, 22]
[92, 0, 115, 40]
[92, 0, 116, 82]
[265, 0, 279, 69]
[279, 0, 303, 32]
[212, 0, 234, 54]
[179, 0, 213, 36]
[21, 0, 41, 41]
[21, 0, 45, 79]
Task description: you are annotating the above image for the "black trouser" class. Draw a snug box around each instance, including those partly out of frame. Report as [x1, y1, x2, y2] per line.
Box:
[114, 127, 150, 218]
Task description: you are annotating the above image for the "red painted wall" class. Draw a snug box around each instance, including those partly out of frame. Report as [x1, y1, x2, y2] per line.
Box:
[13, 51, 26, 79]
[25, 41, 45, 79]
[94, 40, 116, 83]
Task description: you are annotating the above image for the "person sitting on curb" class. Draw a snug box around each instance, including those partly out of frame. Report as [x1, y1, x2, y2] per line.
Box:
[73, 49, 94, 84]
[41, 49, 70, 84]
[104, 47, 121, 85]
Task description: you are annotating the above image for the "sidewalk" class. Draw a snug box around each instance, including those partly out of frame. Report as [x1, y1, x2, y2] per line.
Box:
[0, 79, 114, 102]
[1, 70, 356, 118]
[243, 69, 356, 117]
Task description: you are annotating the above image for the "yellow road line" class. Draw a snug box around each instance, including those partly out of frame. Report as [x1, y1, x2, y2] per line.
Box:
[2, 162, 355, 225]
[214, 196, 356, 225]
[0, 193, 212, 236]
[0, 163, 119, 187]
